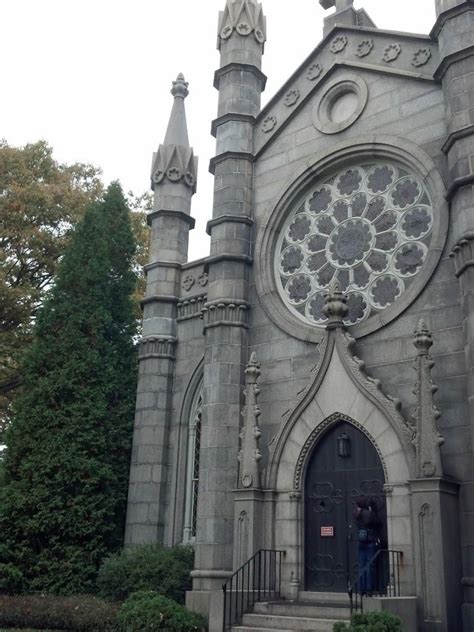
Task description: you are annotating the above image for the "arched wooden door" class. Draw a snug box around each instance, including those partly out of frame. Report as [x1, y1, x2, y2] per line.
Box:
[304, 420, 388, 592]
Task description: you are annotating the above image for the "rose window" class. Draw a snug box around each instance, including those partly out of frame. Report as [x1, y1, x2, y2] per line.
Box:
[276, 162, 434, 327]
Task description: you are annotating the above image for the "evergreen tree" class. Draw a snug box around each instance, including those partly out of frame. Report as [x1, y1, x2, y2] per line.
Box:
[0, 182, 138, 595]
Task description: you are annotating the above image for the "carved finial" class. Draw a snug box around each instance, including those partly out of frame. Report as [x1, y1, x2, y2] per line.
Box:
[413, 319, 433, 355]
[323, 281, 348, 329]
[239, 351, 263, 489]
[171, 73, 189, 99]
[412, 321, 444, 478]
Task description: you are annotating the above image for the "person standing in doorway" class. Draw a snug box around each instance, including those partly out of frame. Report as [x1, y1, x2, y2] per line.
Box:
[353, 495, 380, 595]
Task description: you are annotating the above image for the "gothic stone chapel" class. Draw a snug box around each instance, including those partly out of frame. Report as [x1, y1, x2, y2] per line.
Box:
[124, 1, 474, 630]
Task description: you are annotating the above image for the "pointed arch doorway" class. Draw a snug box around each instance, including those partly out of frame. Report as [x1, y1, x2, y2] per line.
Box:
[304, 419, 388, 592]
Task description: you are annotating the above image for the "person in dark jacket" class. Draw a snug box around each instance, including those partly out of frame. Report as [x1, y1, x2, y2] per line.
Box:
[353, 495, 380, 595]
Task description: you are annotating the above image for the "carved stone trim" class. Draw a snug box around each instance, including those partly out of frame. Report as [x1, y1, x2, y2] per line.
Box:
[205, 253, 254, 270]
[209, 150, 255, 175]
[434, 45, 474, 81]
[441, 124, 474, 154]
[144, 260, 182, 273]
[147, 209, 196, 229]
[202, 299, 250, 330]
[213, 62, 267, 91]
[211, 113, 256, 137]
[446, 173, 474, 201]
[177, 294, 207, 321]
[293, 412, 388, 492]
[206, 214, 254, 235]
[450, 233, 474, 278]
[138, 336, 177, 360]
[140, 294, 179, 308]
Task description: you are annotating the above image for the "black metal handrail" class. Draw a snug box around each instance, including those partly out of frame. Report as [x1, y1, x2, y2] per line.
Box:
[222, 549, 285, 631]
[349, 548, 403, 614]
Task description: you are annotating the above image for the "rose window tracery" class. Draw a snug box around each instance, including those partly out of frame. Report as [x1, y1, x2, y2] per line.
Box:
[276, 162, 434, 327]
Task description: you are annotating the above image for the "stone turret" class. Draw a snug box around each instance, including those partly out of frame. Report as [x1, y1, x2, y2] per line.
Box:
[187, 0, 266, 625]
[125, 75, 197, 546]
[433, 1, 474, 625]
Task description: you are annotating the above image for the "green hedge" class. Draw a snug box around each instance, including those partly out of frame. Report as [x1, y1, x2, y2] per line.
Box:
[334, 610, 402, 631]
[0, 594, 119, 630]
[97, 544, 194, 603]
[117, 591, 206, 631]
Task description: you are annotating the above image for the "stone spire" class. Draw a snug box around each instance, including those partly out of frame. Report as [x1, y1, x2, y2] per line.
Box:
[238, 352, 263, 489]
[412, 319, 444, 478]
[150, 73, 197, 195]
[323, 281, 348, 329]
[217, 0, 266, 51]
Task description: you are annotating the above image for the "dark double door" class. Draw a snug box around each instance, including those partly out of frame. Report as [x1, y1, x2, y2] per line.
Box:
[304, 421, 387, 592]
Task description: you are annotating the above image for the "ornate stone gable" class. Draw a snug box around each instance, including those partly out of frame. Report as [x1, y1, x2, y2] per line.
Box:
[266, 286, 416, 490]
[253, 27, 439, 156]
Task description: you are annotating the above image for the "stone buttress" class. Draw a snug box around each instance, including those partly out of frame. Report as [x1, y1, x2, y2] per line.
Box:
[125, 75, 197, 545]
[433, 0, 474, 624]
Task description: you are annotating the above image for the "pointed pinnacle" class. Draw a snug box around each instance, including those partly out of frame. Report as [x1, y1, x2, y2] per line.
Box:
[163, 74, 190, 147]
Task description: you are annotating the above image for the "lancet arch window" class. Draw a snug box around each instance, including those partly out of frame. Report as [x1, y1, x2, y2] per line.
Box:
[182, 380, 203, 543]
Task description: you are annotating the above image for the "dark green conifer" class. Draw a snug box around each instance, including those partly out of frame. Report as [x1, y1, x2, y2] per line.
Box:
[0, 182, 137, 594]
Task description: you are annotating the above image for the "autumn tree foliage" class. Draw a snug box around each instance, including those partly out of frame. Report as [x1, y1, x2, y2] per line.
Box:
[0, 140, 149, 435]
[0, 183, 138, 594]
[0, 140, 103, 427]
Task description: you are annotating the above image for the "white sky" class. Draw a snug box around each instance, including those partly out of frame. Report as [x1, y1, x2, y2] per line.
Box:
[1, 0, 436, 260]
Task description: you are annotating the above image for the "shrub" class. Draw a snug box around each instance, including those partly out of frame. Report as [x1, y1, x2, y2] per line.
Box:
[98, 543, 194, 603]
[117, 591, 207, 631]
[0, 593, 119, 630]
[334, 610, 402, 631]
[0, 562, 24, 594]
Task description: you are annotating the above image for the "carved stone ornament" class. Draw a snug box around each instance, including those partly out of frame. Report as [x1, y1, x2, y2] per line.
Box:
[151, 144, 197, 192]
[284, 89, 300, 107]
[412, 319, 444, 477]
[330, 35, 348, 54]
[383, 43, 402, 63]
[307, 63, 323, 81]
[412, 48, 432, 68]
[198, 272, 209, 287]
[182, 274, 195, 291]
[217, 0, 267, 49]
[356, 39, 374, 58]
[323, 281, 348, 328]
[238, 352, 263, 489]
[262, 115, 277, 133]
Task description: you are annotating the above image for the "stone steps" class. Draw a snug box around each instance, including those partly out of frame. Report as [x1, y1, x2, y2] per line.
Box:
[231, 594, 350, 631]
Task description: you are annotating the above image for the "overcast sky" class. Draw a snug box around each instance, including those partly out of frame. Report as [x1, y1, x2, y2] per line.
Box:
[1, 0, 436, 260]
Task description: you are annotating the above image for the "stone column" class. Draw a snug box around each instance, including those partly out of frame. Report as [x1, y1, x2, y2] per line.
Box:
[409, 321, 462, 631]
[433, 2, 474, 626]
[187, 2, 266, 627]
[125, 75, 197, 545]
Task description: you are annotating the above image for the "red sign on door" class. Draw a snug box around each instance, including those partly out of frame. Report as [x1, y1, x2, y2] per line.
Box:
[320, 526, 334, 537]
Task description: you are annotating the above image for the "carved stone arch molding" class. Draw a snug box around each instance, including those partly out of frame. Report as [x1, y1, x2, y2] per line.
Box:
[255, 134, 449, 343]
[293, 411, 388, 493]
[266, 324, 416, 491]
